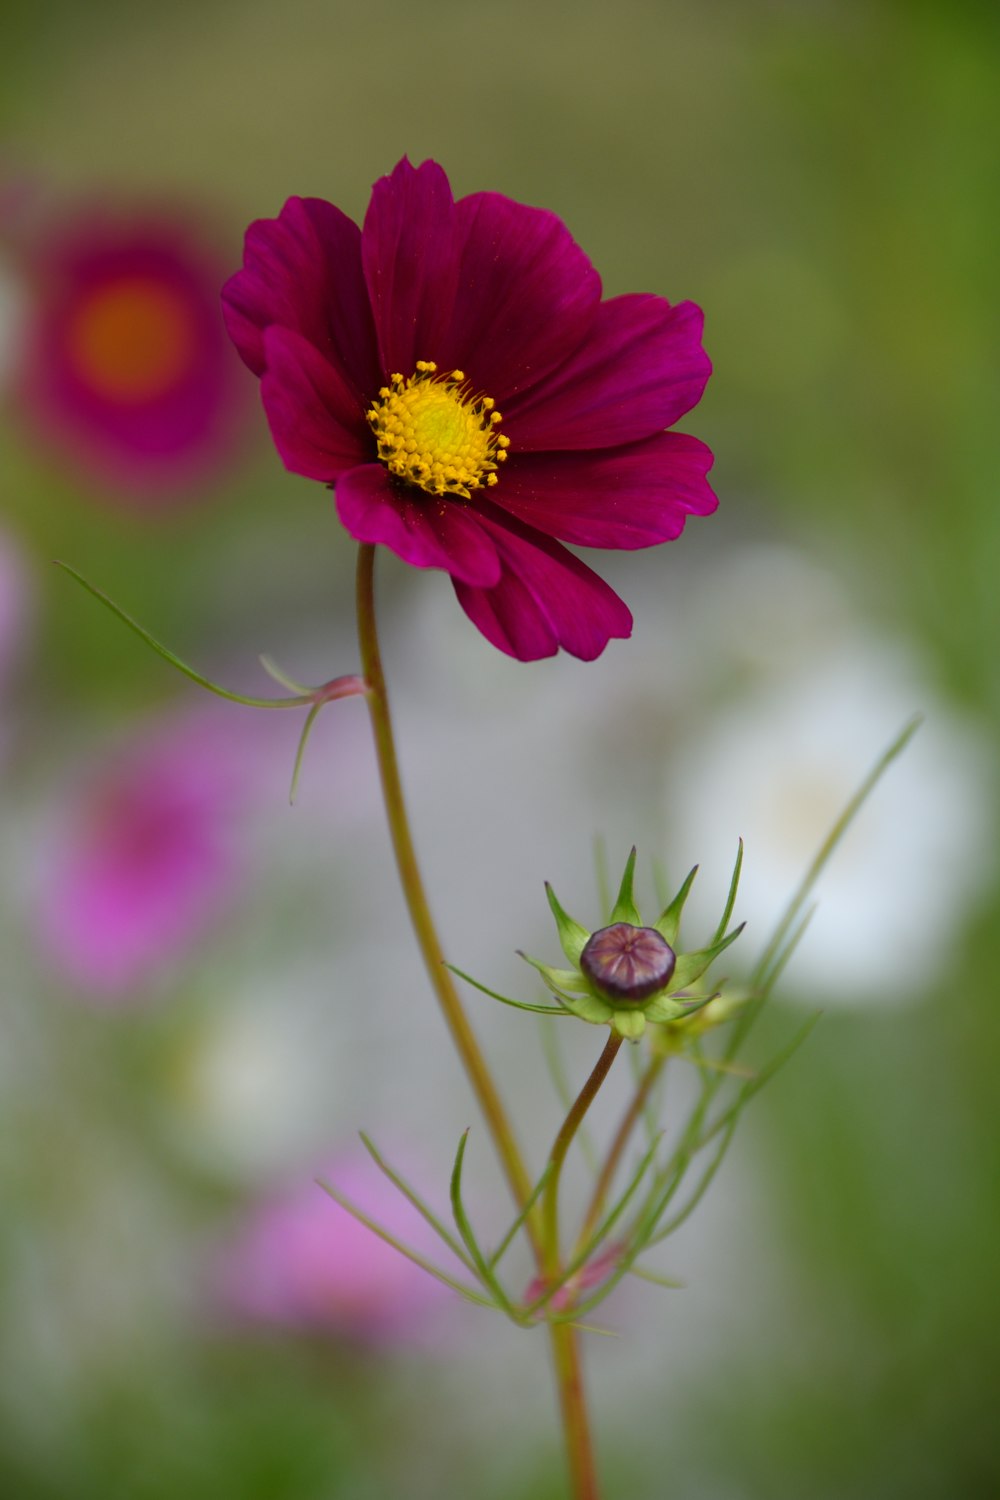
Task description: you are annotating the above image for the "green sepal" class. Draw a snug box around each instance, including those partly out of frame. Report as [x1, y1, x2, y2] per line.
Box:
[609, 847, 642, 926]
[545, 884, 591, 965]
[518, 951, 591, 995]
[559, 990, 616, 1025]
[671, 922, 746, 991]
[643, 993, 693, 1024]
[711, 839, 744, 946]
[653, 865, 699, 946]
[612, 1008, 646, 1041]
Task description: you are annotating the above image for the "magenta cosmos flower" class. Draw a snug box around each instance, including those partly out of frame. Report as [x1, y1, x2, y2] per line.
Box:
[18, 208, 248, 505]
[223, 158, 716, 661]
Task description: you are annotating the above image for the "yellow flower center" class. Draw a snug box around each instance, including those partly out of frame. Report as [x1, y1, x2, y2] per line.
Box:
[366, 360, 509, 500]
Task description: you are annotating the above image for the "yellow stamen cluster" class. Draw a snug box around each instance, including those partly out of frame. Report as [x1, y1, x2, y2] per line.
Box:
[366, 360, 509, 500]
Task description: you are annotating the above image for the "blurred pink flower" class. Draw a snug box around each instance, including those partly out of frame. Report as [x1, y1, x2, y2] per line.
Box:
[35, 714, 256, 999]
[16, 206, 249, 504]
[219, 1154, 454, 1346]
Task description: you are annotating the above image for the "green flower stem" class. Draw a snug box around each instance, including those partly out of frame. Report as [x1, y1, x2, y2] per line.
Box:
[540, 1032, 623, 1500]
[355, 545, 539, 1243]
[355, 543, 603, 1499]
[575, 1053, 665, 1256]
[543, 1032, 624, 1275]
[550, 1320, 601, 1500]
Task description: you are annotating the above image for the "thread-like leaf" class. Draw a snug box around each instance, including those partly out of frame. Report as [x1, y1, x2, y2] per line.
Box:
[358, 1132, 474, 1272]
[315, 1178, 494, 1309]
[445, 964, 569, 1016]
[259, 654, 313, 694]
[449, 1131, 520, 1319]
[751, 715, 922, 991]
[628, 1265, 685, 1290]
[288, 701, 323, 805]
[56, 563, 315, 710]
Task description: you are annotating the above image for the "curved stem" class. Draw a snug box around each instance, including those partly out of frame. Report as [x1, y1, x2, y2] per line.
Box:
[576, 1052, 665, 1254]
[543, 1033, 624, 1274]
[355, 544, 538, 1239]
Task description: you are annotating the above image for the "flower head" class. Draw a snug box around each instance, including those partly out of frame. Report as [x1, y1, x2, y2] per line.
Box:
[223, 158, 716, 660]
[522, 847, 743, 1039]
[17, 207, 248, 504]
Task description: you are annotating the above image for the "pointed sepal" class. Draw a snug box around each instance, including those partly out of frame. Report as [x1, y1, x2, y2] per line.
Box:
[545, 884, 591, 966]
[609, 847, 642, 926]
[670, 922, 746, 991]
[653, 865, 699, 946]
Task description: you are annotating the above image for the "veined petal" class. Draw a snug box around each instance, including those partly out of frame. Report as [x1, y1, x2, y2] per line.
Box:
[453, 505, 632, 662]
[335, 466, 501, 587]
[439, 190, 602, 404]
[362, 159, 460, 379]
[222, 196, 379, 411]
[488, 434, 717, 550]
[261, 327, 371, 482]
[504, 296, 711, 451]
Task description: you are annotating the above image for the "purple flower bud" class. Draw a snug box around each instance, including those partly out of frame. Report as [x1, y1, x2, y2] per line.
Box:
[580, 923, 676, 1004]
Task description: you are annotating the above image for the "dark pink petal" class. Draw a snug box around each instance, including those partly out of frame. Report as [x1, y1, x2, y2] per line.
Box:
[361, 159, 460, 379]
[504, 296, 711, 451]
[334, 466, 501, 587]
[260, 328, 371, 482]
[487, 433, 717, 550]
[453, 506, 632, 662]
[438, 191, 602, 405]
[222, 197, 379, 411]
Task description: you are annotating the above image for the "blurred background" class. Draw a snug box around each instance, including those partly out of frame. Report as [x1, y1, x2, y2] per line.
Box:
[2, 1, 998, 1496]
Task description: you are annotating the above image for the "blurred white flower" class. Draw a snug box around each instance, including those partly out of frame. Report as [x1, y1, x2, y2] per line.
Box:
[665, 552, 993, 1004]
[158, 970, 348, 1184]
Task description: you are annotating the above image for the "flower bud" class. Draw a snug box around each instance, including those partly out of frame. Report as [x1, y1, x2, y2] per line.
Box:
[580, 923, 676, 1004]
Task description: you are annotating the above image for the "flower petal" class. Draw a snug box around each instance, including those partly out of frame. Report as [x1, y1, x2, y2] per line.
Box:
[334, 466, 501, 587]
[453, 506, 632, 661]
[222, 197, 379, 411]
[486, 433, 717, 549]
[261, 328, 371, 482]
[361, 159, 460, 379]
[440, 190, 602, 404]
[504, 296, 711, 451]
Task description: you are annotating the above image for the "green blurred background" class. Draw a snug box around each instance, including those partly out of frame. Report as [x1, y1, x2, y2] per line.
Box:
[2, 2, 998, 1496]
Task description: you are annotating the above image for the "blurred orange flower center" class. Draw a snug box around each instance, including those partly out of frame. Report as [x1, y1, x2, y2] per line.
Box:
[366, 360, 509, 500]
[66, 277, 197, 403]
